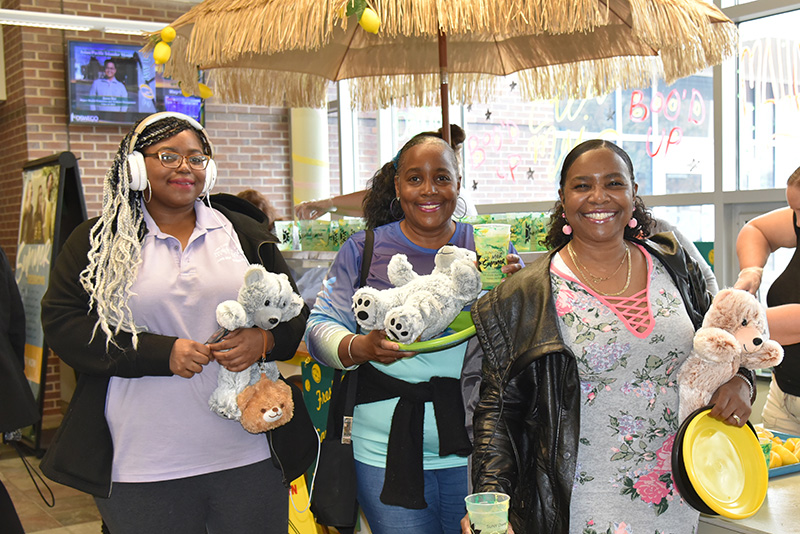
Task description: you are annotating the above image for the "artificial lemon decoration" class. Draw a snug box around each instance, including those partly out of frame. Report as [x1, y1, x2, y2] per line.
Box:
[198, 83, 213, 99]
[160, 26, 176, 43]
[153, 41, 171, 64]
[359, 7, 380, 34]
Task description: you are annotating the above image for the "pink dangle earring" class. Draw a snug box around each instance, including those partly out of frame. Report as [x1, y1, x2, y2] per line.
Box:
[628, 216, 637, 228]
[562, 212, 572, 235]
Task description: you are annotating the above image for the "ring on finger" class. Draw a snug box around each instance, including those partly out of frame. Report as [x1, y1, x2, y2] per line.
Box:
[732, 414, 741, 424]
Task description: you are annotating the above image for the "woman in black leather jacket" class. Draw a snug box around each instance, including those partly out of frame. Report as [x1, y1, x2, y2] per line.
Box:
[463, 140, 755, 534]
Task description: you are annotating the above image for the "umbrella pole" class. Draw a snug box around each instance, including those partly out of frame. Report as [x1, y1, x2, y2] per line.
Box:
[438, 31, 451, 146]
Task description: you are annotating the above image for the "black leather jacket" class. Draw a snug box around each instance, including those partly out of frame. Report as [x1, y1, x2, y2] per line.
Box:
[469, 234, 715, 533]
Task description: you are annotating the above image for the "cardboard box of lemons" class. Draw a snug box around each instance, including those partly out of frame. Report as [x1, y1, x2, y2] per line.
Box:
[772, 443, 799, 466]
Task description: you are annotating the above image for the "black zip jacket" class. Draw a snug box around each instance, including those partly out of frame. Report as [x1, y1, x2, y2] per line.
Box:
[469, 233, 752, 533]
[39, 194, 316, 497]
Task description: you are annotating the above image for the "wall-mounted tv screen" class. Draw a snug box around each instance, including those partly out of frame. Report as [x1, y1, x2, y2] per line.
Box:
[67, 41, 203, 126]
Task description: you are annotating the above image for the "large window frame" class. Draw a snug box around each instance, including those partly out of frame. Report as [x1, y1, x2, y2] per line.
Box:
[333, 0, 800, 290]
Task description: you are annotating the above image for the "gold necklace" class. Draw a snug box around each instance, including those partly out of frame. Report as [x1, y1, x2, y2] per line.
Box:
[567, 241, 632, 297]
[567, 241, 628, 283]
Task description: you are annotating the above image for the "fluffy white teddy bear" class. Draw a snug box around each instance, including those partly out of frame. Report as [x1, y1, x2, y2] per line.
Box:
[208, 265, 304, 421]
[352, 245, 482, 344]
[677, 288, 783, 422]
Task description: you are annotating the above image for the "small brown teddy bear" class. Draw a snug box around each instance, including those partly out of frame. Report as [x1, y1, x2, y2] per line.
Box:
[677, 288, 783, 422]
[237, 373, 295, 434]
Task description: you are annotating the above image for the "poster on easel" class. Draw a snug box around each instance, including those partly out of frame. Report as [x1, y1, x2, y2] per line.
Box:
[15, 152, 86, 452]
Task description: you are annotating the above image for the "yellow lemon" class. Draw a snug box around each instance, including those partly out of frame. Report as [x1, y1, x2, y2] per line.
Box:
[772, 443, 799, 465]
[153, 41, 171, 64]
[179, 84, 192, 97]
[198, 83, 213, 99]
[359, 7, 380, 34]
[784, 437, 800, 453]
[160, 26, 177, 43]
[757, 427, 774, 439]
[769, 450, 782, 469]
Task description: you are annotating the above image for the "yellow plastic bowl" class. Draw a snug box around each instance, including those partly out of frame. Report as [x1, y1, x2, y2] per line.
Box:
[682, 409, 768, 519]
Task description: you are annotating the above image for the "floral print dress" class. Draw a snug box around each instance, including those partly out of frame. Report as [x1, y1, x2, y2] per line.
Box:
[550, 245, 700, 534]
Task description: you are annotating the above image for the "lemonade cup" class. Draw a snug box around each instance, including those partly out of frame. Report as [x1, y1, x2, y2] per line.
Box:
[473, 224, 511, 290]
[273, 220, 295, 251]
[759, 437, 772, 469]
[464, 492, 510, 534]
[298, 220, 331, 251]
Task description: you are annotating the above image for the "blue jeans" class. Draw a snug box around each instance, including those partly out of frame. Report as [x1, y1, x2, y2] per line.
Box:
[355, 460, 468, 534]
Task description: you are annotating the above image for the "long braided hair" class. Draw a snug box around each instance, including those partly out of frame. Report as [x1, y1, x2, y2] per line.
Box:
[81, 115, 212, 348]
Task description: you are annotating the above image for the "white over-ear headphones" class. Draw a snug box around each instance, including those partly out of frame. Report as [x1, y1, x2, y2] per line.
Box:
[126, 111, 217, 196]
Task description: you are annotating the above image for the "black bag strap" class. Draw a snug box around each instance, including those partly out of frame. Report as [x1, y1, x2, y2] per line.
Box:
[329, 228, 374, 435]
[359, 228, 374, 291]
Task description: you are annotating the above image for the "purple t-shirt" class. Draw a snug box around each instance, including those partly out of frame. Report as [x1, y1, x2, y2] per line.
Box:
[105, 201, 270, 483]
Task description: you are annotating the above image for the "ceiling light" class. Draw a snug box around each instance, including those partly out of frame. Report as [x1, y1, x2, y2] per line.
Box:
[0, 9, 164, 35]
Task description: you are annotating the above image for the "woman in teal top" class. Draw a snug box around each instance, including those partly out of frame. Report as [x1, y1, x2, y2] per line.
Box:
[305, 128, 520, 534]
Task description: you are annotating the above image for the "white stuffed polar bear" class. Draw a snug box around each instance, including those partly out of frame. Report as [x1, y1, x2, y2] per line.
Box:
[352, 245, 482, 344]
[208, 265, 304, 420]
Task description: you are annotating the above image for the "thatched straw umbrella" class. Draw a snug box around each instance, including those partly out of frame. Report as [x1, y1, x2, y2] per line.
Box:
[155, 0, 737, 143]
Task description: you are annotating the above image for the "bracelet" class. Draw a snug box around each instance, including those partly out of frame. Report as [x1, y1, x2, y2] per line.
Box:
[257, 328, 270, 361]
[347, 334, 358, 365]
[738, 266, 764, 278]
[733, 372, 755, 402]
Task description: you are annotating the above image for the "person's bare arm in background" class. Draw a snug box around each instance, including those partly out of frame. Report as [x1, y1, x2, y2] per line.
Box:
[766, 305, 800, 346]
[734, 207, 796, 294]
[294, 190, 368, 219]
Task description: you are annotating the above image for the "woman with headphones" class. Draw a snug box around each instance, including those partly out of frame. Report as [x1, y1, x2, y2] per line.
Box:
[40, 112, 315, 533]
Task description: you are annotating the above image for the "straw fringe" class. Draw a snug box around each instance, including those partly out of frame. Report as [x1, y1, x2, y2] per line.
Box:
[152, 0, 738, 107]
[165, 49, 732, 109]
[349, 57, 662, 108]
[161, 0, 349, 59]
[375, 0, 607, 37]
[196, 57, 659, 109]
[207, 70, 330, 108]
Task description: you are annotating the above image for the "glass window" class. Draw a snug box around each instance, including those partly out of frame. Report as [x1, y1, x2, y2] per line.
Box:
[650, 205, 715, 243]
[356, 110, 380, 190]
[721, 0, 756, 7]
[392, 105, 456, 147]
[340, 70, 716, 207]
[737, 10, 800, 190]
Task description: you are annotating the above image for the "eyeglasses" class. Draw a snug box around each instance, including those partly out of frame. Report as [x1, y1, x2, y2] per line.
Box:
[142, 150, 210, 171]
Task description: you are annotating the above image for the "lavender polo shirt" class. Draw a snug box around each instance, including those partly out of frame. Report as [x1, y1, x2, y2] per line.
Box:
[105, 200, 270, 483]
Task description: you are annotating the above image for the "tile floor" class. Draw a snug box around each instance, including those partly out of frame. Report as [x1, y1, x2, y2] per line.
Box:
[0, 443, 102, 533]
